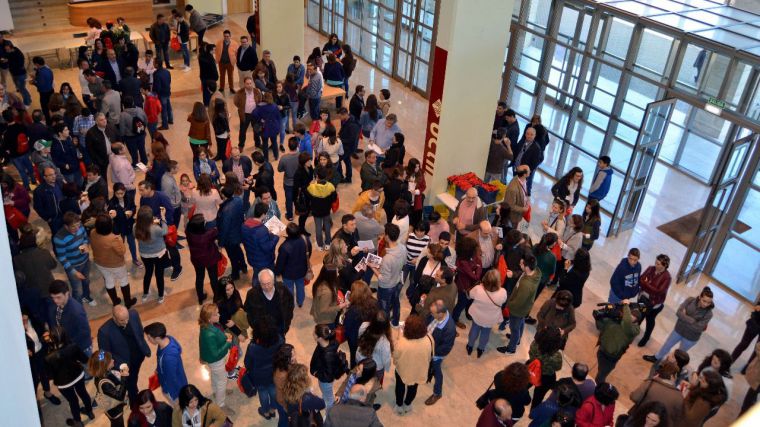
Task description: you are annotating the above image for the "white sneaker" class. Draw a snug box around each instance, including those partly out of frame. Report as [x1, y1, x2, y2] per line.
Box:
[403, 404, 412, 413]
[323, 245, 330, 251]
[158, 296, 165, 304]
[394, 405, 404, 415]
[82, 297, 97, 307]
[183, 66, 192, 72]
[141, 294, 149, 303]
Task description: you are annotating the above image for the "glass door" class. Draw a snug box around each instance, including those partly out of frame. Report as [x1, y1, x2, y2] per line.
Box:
[608, 98, 676, 236]
[677, 131, 757, 285]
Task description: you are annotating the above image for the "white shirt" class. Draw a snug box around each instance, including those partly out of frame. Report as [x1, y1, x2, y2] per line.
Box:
[25, 323, 42, 353]
[79, 69, 92, 96]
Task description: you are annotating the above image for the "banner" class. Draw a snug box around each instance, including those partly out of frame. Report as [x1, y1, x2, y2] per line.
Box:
[421, 46, 448, 179]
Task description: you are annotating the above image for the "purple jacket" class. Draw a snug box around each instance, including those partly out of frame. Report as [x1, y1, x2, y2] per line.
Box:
[251, 103, 282, 138]
[187, 228, 222, 267]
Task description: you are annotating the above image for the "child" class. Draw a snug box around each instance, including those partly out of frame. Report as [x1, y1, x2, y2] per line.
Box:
[378, 88, 391, 116]
[179, 173, 195, 229]
[142, 86, 162, 138]
[588, 155, 612, 202]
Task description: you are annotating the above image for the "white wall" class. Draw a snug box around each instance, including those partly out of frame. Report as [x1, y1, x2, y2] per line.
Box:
[193, 0, 226, 15]
[0, 0, 14, 32]
[258, 0, 304, 74]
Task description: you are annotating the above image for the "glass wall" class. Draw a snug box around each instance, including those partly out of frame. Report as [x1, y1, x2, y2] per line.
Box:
[308, 0, 438, 96]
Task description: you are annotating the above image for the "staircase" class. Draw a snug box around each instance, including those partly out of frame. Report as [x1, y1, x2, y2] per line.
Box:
[9, 0, 70, 32]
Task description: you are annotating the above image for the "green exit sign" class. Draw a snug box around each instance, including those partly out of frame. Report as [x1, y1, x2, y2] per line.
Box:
[708, 97, 727, 109]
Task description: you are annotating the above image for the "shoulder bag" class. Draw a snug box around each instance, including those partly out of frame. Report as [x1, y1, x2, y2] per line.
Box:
[475, 379, 495, 409]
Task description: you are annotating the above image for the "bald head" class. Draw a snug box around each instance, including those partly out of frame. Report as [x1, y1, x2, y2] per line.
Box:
[431, 299, 448, 320]
[479, 220, 492, 234]
[493, 398, 512, 421]
[113, 305, 129, 327]
[348, 384, 367, 401]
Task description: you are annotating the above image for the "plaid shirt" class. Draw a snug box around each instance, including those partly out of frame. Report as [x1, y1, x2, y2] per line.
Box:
[72, 114, 95, 138]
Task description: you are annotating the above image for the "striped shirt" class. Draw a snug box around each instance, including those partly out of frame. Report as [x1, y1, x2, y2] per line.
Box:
[406, 233, 430, 264]
[53, 226, 89, 272]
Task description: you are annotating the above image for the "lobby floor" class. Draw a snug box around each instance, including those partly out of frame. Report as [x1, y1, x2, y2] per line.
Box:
[20, 13, 755, 427]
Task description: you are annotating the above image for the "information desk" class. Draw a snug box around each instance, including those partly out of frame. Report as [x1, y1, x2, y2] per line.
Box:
[69, 0, 153, 27]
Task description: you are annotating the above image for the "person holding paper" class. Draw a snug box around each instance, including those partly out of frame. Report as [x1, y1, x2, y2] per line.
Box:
[371, 223, 407, 327]
[352, 181, 385, 222]
[249, 185, 281, 223]
[242, 202, 280, 285]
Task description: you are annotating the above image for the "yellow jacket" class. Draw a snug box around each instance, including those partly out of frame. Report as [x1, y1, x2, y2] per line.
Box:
[351, 190, 385, 221]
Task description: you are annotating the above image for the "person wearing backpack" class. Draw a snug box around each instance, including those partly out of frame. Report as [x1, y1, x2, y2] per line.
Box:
[118, 95, 148, 168]
[310, 324, 348, 410]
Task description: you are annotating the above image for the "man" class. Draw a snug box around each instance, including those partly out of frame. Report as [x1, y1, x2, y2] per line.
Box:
[547, 363, 595, 403]
[277, 137, 300, 220]
[222, 145, 253, 211]
[233, 76, 262, 149]
[100, 79, 122, 128]
[504, 165, 530, 228]
[497, 252, 541, 354]
[589, 155, 613, 202]
[100, 49, 124, 91]
[370, 223, 407, 327]
[535, 290, 577, 347]
[595, 299, 641, 383]
[152, 61, 172, 129]
[355, 203, 384, 248]
[198, 43, 218, 107]
[608, 247, 642, 303]
[304, 62, 323, 120]
[307, 167, 337, 250]
[360, 151, 385, 191]
[2, 108, 35, 189]
[84, 69, 106, 111]
[98, 305, 151, 403]
[473, 220, 501, 271]
[30, 56, 54, 122]
[51, 122, 81, 187]
[174, 11, 191, 71]
[137, 49, 157, 84]
[645, 286, 715, 363]
[84, 164, 108, 200]
[46, 280, 92, 358]
[476, 398, 512, 427]
[138, 179, 183, 280]
[246, 12, 257, 47]
[493, 101, 509, 131]
[217, 186, 247, 281]
[54, 212, 95, 306]
[485, 128, 513, 183]
[118, 95, 149, 167]
[249, 185, 281, 222]
[512, 126, 542, 196]
[4, 41, 32, 105]
[119, 67, 142, 108]
[242, 202, 280, 283]
[33, 167, 63, 234]
[236, 36, 258, 84]
[142, 85, 161, 137]
[349, 85, 365, 121]
[149, 14, 172, 69]
[424, 299, 456, 406]
[77, 59, 94, 109]
[452, 187, 487, 241]
[339, 107, 361, 182]
[143, 322, 188, 404]
[116, 37, 140, 74]
[23, 308, 63, 406]
[259, 49, 277, 85]
[86, 112, 118, 175]
[504, 109, 520, 150]
[243, 268, 294, 335]
[185, 4, 207, 48]
[324, 384, 383, 427]
[369, 114, 401, 153]
[215, 30, 239, 93]
[287, 55, 306, 87]
[252, 150, 277, 200]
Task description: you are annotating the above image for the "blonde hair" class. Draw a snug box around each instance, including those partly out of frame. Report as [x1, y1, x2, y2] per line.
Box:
[198, 302, 218, 327]
[482, 269, 502, 292]
[282, 363, 312, 404]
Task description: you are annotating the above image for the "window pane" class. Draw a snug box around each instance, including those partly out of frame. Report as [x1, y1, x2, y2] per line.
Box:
[558, 6, 580, 41]
[660, 121, 683, 163]
[572, 120, 605, 155]
[308, 0, 320, 29]
[414, 60, 429, 92]
[322, 6, 333, 33]
[736, 188, 760, 248]
[601, 169, 623, 213]
[609, 138, 633, 171]
[712, 237, 760, 301]
[701, 52, 731, 99]
[397, 51, 410, 80]
[725, 61, 753, 111]
[377, 39, 393, 73]
[539, 137, 562, 177]
[678, 131, 720, 180]
[543, 102, 570, 138]
[516, 72, 537, 93]
[676, 43, 704, 90]
[422, 0, 436, 26]
[346, 22, 362, 55]
[603, 17, 634, 65]
[416, 26, 433, 61]
[634, 29, 674, 78]
[527, 0, 553, 31]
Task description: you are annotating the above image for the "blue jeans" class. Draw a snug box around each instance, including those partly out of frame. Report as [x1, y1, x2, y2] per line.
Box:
[308, 97, 321, 120]
[431, 358, 444, 396]
[181, 42, 190, 67]
[279, 115, 288, 146]
[283, 185, 294, 219]
[377, 283, 402, 326]
[283, 277, 305, 307]
[257, 383, 277, 413]
[121, 233, 138, 263]
[11, 154, 35, 188]
[313, 215, 332, 248]
[288, 101, 298, 131]
[159, 96, 173, 127]
[655, 330, 698, 360]
[13, 74, 32, 105]
[507, 316, 525, 352]
[66, 260, 91, 302]
[318, 380, 334, 409]
[468, 322, 492, 351]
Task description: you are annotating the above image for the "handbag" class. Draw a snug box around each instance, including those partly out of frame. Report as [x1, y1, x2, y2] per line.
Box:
[225, 345, 240, 372]
[475, 380, 495, 409]
[170, 36, 181, 52]
[425, 335, 435, 383]
[217, 253, 228, 277]
[522, 205, 532, 222]
[164, 224, 178, 247]
[202, 402, 234, 427]
[331, 193, 340, 213]
[297, 395, 324, 427]
[527, 358, 542, 387]
[334, 325, 346, 344]
[3, 205, 27, 230]
[148, 372, 160, 391]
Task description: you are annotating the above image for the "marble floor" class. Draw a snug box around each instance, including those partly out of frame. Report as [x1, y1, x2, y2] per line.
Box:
[15, 13, 757, 427]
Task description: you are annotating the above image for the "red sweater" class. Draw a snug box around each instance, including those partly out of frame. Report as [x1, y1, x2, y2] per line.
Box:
[575, 396, 614, 427]
[639, 266, 672, 306]
[455, 257, 482, 293]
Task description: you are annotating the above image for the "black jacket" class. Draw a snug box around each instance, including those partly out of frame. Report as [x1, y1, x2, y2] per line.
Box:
[557, 267, 590, 308]
[127, 402, 173, 427]
[96, 371, 128, 414]
[349, 95, 364, 121]
[7, 48, 26, 76]
[513, 137, 542, 172]
[382, 178, 411, 213]
[44, 343, 88, 386]
[199, 52, 219, 82]
[97, 310, 151, 366]
[222, 155, 253, 178]
[119, 76, 143, 107]
[236, 46, 258, 71]
[382, 143, 405, 170]
[1, 122, 28, 158]
[107, 195, 136, 236]
[293, 166, 314, 213]
[86, 176, 109, 201]
[98, 58, 126, 90]
[86, 124, 119, 169]
[310, 341, 341, 383]
[118, 42, 140, 71]
[244, 284, 295, 334]
[339, 116, 361, 154]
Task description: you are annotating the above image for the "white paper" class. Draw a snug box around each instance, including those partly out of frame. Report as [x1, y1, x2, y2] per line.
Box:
[366, 253, 382, 268]
[264, 216, 287, 235]
[355, 257, 368, 272]
[136, 162, 148, 172]
[357, 240, 375, 251]
[496, 226, 504, 238]
[367, 143, 384, 155]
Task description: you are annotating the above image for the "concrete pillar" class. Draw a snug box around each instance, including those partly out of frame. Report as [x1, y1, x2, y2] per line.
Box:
[258, 0, 304, 75]
[422, 0, 514, 196]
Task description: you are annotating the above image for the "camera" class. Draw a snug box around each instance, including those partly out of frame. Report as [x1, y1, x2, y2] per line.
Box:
[592, 302, 648, 322]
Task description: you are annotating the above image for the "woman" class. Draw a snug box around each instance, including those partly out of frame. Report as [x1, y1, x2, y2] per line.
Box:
[581, 199, 601, 250]
[108, 183, 140, 267]
[695, 349, 733, 393]
[254, 65, 270, 92]
[252, 92, 283, 161]
[1, 173, 31, 217]
[191, 173, 222, 228]
[275, 222, 311, 308]
[283, 363, 326, 425]
[344, 280, 378, 367]
[274, 81, 290, 152]
[453, 236, 483, 328]
[383, 168, 409, 228]
[60, 82, 83, 113]
[310, 324, 343, 410]
[323, 54, 345, 108]
[86, 17, 103, 46]
[307, 46, 324, 71]
[316, 125, 344, 180]
[91, 39, 107, 69]
[740, 342, 760, 415]
[244, 316, 284, 420]
[534, 233, 558, 297]
[322, 33, 343, 58]
[391, 199, 411, 244]
[575, 383, 619, 427]
[467, 269, 508, 358]
[317, 151, 341, 187]
[199, 43, 219, 106]
[392, 313, 433, 415]
[408, 243, 446, 310]
[528, 326, 564, 409]
[198, 303, 233, 410]
[637, 254, 672, 347]
[357, 309, 393, 386]
[283, 74, 299, 133]
[310, 108, 331, 144]
[541, 198, 566, 239]
[405, 159, 426, 224]
[172, 384, 227, 427]
[91, 214, 136, 307]
[341, 44, 356, 94]
[624, 401, 670, 427]
[551, 167, 583, 214]
[88, 350, 129, 427]
[678, 369, 727, 427]
[535, 290, 576, 349]
[48, 93, 68, 118]
[556, 248, 591, 308]
[127, 389, 173, 427]
[378, 89, 391, 116]
[293, 152, 314, 235]
[149, 140, 171, 191]
[192, 148, 220, 185]
[187, 101, 212, 157]
[552, 214, 584, 284]
[215, 277, 249, 340]
[210, 98, 230, 162]
[274, 344, 297, 427]
[44, 327, 94, 427]
[310, 267, 348, 327]
[186, 214, 222, 303]
[134, 205, 168, 303]
[359, 94, 383, 138]
[488, 362, 532, 421]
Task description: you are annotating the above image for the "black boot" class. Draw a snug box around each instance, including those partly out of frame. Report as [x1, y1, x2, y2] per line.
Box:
[106, 288, 121, 306]
[121, 285, 137, 308]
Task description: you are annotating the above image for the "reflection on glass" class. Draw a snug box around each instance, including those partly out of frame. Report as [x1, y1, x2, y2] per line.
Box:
[712, 237, 760, 301]
[721, 142, 749, 185]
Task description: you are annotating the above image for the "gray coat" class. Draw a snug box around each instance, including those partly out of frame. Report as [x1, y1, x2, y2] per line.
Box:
[188, 10, 206, 32]
[118, 107, 148, 137]
[101, 90, 122, 127]
[673, 296, 713, 341]
[324, 399, 383, 427]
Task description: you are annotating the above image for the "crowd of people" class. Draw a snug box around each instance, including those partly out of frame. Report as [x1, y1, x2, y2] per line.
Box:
[2, 6, 759, 427]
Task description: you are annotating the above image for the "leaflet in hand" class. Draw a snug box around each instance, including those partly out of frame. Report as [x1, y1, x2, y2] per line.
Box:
[367, 142, 384, 154]
[366, 253, 382, 268]
[357, 240, 375, 251]
[135, 162, 148, 172]
[496, 226, 504, 238]
[354, 257, 368, 272]
[264, 216, 287, 235]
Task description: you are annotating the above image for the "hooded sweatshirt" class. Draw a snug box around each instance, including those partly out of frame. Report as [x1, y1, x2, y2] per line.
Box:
[609, 258, 641, 300]
[156, 336, 188, 401]
[241, 218, 279, 270]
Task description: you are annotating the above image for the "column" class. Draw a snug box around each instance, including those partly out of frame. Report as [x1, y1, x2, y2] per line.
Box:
[422, 0, 514, 196]
[258, 0, 305, 74]
[0, 208, 41, 426]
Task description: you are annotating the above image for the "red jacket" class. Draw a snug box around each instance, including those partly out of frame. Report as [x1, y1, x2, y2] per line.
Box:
[144, 94, 162, 124]
[575, 396, 614, 427]
[455, 256, 482, 293]
[476, 400, 513, 427]
[639, 266, 671, 306]
[186, 228, 222, 267]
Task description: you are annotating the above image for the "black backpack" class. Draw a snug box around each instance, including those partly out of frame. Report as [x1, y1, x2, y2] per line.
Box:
[333, 349, 349, 380]
[132, 115, 146, 135]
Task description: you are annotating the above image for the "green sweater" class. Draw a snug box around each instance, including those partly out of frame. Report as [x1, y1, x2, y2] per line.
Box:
[529, 341, 563, 376]
[507, 270, 541, 317]
[536, 251, 556, 284]
[199, 325, 231, 364]
[596, 305, 640, 359]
